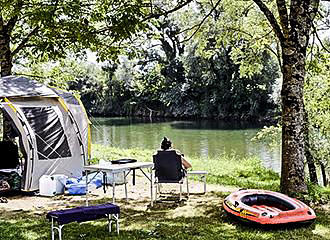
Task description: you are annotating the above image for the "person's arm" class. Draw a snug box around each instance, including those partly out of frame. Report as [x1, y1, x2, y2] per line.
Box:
[181, 156, 192, 169]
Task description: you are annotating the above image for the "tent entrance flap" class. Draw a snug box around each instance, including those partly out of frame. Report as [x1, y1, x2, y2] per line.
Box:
[21, 106, 71, 160]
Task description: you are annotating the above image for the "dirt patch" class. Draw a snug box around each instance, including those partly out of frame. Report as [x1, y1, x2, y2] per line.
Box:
[0, 173, 238, 213]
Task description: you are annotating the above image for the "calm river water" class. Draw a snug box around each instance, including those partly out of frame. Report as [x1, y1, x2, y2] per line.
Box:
[91, 117, 281, 173]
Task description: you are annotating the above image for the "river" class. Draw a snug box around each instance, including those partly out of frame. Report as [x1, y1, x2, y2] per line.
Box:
[91, 117, 281, 173]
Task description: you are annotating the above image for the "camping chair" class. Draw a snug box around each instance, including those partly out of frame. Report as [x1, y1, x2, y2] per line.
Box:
[153, 150, 189, 201]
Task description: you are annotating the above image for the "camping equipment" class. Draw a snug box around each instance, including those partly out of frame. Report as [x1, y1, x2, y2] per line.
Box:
[223, 189, 316, 226]
[39, 174, 67, 196]
[0, 76, 91, 191]
[46, 203, 120, 240]
[111, 159, 137, 164]
[65, 172, 103, 195]
[84, 161, 154, 205]
[153, 150, 189, 201]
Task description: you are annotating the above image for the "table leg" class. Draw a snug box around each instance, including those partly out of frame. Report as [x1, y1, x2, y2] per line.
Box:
[112, 172, 116, 203]
[103, 172, 107, 194]
[124, 171, 128, 201]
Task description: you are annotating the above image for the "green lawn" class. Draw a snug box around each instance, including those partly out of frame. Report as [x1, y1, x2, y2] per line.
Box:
[0, 145, 329, 240]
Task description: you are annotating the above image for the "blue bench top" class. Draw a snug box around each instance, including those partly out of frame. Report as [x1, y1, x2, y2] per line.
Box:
[46, 203, 120, 225]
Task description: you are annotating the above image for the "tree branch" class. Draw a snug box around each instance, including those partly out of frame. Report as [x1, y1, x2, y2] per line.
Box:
[142, 0, 194, 21]
[252, 0, 285, 42]
[12, 26, 40, 56]
[313, 23, 330, 53]
[310, 0, 321, 21]
[276, 0, 289, 37]
[11, 0, 60, 57]
[0, 16, 3, 31]
[181, 0, 223, 43]
[2, 0, 23, 33]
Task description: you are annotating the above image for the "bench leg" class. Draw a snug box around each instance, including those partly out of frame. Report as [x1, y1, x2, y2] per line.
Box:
[108, 214, 120, 235]
[51, 218, 55, 240]
[108, 214, 111, 233]
[116, 214, 119, 235]
[59, 226, 63, 240]
[51, 217, 64, 240]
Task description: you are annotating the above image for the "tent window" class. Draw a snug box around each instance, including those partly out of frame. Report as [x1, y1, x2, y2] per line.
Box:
[22, 107, 71, 160]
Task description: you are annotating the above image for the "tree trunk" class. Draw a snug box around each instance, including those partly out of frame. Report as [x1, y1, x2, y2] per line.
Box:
[320, 162, 328, 187]
[277, 1, 319, 196]
[280, 45, 307, 195]
[0, 26, 13, 140]
[0, 30, 13, 77]
[304, 108, 318, 184]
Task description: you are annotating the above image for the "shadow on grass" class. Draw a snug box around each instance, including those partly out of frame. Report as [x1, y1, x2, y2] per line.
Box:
[0, 192, 328, 240]
[207, 168, 280, 192]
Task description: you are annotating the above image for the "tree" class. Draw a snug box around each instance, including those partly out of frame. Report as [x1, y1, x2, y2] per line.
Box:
[251, 0, 320, 195]
[146, 0, 325, 195]
[192, 0, 325, 195]
[0, 0, 147, 77]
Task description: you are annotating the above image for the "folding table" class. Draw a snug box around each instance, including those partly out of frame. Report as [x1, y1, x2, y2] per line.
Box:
[84, 161, 154, 206]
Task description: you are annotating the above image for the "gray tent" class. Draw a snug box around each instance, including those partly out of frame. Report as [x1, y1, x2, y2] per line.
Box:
[0, 75, 91, 191]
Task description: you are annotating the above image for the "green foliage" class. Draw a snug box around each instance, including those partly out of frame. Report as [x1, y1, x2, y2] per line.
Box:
[252, 124, 281, 149]
[305, 183, 330, 204]
[95, 8, 280, 120]
[17, 58, 110, 115]
[305, 50, 330, 136]
[194, 0, 276, 78]
[9, 0, 281, 121]
[1, 0, 150, 76]
[305, 47, 330, 184]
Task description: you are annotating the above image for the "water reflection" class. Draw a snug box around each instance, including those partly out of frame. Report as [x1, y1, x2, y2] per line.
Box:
[91, 117, 281, 173]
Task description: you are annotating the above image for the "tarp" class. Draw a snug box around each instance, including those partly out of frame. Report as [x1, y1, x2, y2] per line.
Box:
[0, 76, 57, 98]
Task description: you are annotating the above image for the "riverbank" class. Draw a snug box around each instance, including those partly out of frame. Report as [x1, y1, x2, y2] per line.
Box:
[91, 144, 281, 191]
[0, 146, 329, 239]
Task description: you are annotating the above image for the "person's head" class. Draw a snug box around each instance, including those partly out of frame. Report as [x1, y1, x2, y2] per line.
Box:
[160, 137, 172, 150]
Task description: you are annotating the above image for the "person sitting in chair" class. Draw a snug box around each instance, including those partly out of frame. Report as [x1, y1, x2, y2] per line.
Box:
[159, 137, 192, 169]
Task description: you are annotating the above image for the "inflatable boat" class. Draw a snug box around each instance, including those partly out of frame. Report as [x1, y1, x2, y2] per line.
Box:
[223, 189, 316, 225]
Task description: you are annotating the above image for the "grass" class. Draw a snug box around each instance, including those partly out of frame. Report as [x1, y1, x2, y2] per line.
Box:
[91, 144, 280, 191]
[0, 194, 329, 240]
[0, 144, 329, 240]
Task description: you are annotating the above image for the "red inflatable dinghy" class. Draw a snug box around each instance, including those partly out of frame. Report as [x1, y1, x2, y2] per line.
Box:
[223, 189, 316, 225]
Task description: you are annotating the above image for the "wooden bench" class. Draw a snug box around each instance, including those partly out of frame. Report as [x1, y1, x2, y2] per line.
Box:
[46, 203, 120, 240]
